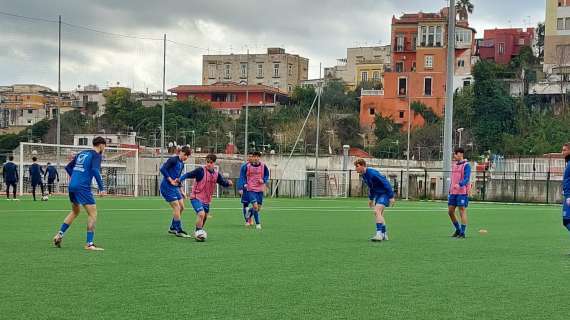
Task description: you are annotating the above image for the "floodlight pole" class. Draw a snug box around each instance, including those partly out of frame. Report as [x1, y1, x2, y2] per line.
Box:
[442, 0, 456, 195]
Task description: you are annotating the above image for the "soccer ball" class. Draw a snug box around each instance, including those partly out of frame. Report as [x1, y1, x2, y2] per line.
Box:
[195, 229, 207, 242]
[41, 195, 49, 201]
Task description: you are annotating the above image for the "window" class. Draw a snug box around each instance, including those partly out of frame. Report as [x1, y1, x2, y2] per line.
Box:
[240, 63, 247, 79]
[398, 77, 407, 96]
[208, 64, 216, 79]
[457, 59, 465, 68]
[412, 61, 417, 71]
[558, 18, 564, 30]
[396, 34, 405, 52]
[498, 43, 505, 55]
[412, 34, 417, 51]
[78, 137, 88, 146]
[399, 111, 405, 119]
[257, 64, 263, 77]
[395, 62, 404, 72]
[273, 63, 280, 77]
[224, 64, 231, 79]
[435, 26, 442, 46]
[420, 26, 427, 46]
[288, 84, 292, 92]
[425, 55, 434, 69]
[463, 80, 471, 87]
[369, 107, 375, 115]
[424, 77, 432, 96]
[361, 71, 368, 82]
[428, 26, 435, 46]
[288, 64, 293, 76]
[566, 17, 570, 30]
[27, 109, 33, 114]
[372, 71, 380, 81]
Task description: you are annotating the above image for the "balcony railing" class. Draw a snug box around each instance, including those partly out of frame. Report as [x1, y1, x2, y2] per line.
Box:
[361, 89, 384, 96]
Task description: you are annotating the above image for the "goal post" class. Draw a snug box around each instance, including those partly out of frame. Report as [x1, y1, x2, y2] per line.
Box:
[17, 142, 139, 197]
[304, 169, 350, 198]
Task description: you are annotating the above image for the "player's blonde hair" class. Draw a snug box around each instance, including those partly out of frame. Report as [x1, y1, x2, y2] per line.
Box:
[354, 159, 366, 167]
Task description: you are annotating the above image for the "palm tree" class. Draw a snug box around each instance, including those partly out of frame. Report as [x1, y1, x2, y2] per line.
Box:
[455, 0, 474, 21]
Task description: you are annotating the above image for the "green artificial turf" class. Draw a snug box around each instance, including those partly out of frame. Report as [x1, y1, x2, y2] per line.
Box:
[1, 197, 569, 319]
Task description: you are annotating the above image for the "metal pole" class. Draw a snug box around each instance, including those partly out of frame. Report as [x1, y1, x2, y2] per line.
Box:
[405, 96, 411, 200]
[57, 15, 62, 192]
[161, 34, 166, 163]
[245, 49, 249, 158]
[214, 130, 218, 154]
[442, 0, 456, 195]
[314, 63, 322, 197]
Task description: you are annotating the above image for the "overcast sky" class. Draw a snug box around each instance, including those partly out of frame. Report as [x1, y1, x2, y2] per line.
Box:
[0, 0, 545, 92]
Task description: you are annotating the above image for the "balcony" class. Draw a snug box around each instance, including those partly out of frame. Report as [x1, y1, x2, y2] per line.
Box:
[361, 89, 384, 96]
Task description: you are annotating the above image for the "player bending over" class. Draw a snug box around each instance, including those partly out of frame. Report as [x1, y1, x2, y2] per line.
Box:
[180, 154, 232, 241]
[52, 137, 107, 251]
[160, 146, 192, 238]
[447, 147, 471, 239]
[354, 159, 395, 242]
[238, 151, 269, 229]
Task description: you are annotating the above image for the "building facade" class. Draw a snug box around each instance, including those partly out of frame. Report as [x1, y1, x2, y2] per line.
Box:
[325, 46, 391, 89]
[202, 48, 308, 93]
[478, 28, 536, 65]
[0, 84, 76, 131]
[170, 82, 288, 117]
[359, 8, 476, 130]
[544, 0, 570, 74]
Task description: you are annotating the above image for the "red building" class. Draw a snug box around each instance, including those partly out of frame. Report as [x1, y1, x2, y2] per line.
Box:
[478, 28, 535, 65]
[169, 82, 288, 116]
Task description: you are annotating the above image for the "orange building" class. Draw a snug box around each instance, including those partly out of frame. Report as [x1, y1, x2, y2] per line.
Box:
[360, 8, 476, 131]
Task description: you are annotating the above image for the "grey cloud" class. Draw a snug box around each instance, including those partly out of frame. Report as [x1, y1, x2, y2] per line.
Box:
[0, 0, 546, 90]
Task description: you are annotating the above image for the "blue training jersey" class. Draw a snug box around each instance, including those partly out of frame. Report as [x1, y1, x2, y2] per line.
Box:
[361, 167, 395, 200]
[29, 163, 44, 183]
[45, 165, 59, 180]
[562, 161, 570, 197]
[66, 150, 104, 192]
[2, 161, 18, 182]
[160, 156, 184, 188]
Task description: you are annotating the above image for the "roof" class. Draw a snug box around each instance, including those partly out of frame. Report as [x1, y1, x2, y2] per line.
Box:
[169, 82, 287, 95]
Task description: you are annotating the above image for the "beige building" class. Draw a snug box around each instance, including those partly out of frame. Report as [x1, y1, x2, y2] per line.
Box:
[325, 46, 391, 89]
[202, 48, 309, 93]
[0, 84, 75, 131]
[544, 0, 570, 74]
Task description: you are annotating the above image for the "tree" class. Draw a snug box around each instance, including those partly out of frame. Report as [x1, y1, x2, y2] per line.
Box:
[472, 61, 517, 152]
[410, 101, 440, 125]
[455, 0, 474, 21]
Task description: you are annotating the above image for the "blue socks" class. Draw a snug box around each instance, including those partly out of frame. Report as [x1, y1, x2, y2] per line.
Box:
[452, 221, 461, 232]
[460, 224, 467, 235]
[86, 231, 94, 245]
[59, 223, 70, 235]
[376, 223, 386, 233]
[565, 224, 570, 232]
[251, 209, 260, 225]
[171, 219, 182, 232]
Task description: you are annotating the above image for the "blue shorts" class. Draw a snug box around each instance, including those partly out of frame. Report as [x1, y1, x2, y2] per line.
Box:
[191, 199, 210, 214]
[69, 190, 95, 205]
[372, 194, 391, 207]
[241, 191, 250, 205]
[563, 197, 570, 219]
[448, 194, 469, 208]
[247, 191, 264, 205]
[160, 186, 183, 203]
